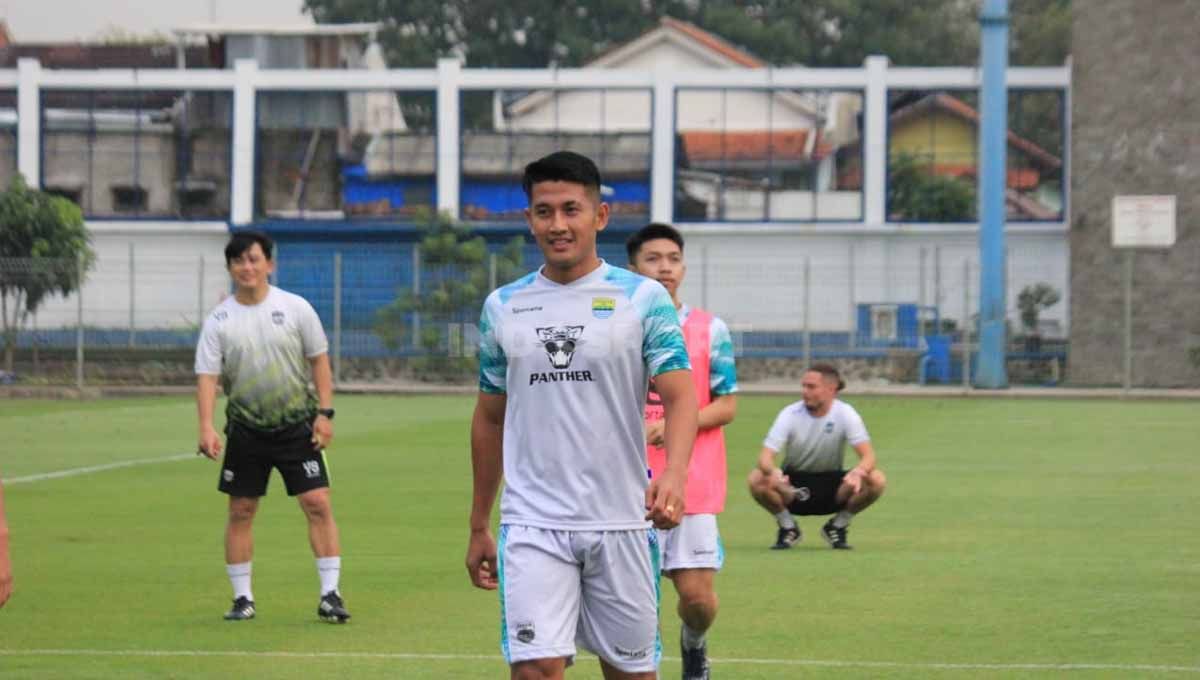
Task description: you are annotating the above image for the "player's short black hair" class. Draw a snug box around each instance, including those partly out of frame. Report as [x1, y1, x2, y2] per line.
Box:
[625, 223, 685, 263]
[225, 230, 275, 265]
[522, 151, 603, 202]
[807, 362, 846, 391]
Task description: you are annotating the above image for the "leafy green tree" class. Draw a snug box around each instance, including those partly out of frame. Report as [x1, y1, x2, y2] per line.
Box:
[887, 153, 975, 222]
[305, 0, 1068, 69]
[304, 0, 691, 68]
[373, 209, 524, 381]
[1017, 282, 1061, 334]
[0, 175, 95, 372]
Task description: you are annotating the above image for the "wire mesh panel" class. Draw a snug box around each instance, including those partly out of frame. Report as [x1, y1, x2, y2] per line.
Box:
[0, 89, 17, 191]
[462, 88, 652, 222]
[39, 89, 232, 219]
[256, 90, 436, 220]
[675, 88, 864, 223]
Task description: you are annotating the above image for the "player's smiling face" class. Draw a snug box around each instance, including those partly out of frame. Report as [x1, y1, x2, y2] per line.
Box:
[227, 242, 274, 293]
[631, 238, 685, 300]
[526, 180, 609, 284]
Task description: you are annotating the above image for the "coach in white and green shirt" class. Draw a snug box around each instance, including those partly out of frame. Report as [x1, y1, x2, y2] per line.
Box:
[195, 230, 350, 624]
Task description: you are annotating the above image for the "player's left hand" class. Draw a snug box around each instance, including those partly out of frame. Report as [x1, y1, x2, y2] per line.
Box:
[645, 470, 685, 530]
[311, 415, 334, 451]
[644, 419, 666, 447]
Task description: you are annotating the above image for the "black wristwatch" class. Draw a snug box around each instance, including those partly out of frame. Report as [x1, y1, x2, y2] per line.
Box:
[317, 408, 335, 420]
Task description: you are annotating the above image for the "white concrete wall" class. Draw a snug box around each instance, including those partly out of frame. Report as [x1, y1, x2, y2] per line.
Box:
[676, 228, 1070, 336]
[30, 222, 231, 330]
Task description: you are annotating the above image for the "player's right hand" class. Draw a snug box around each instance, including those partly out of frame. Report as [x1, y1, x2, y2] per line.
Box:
[466, 529, 498, 590]
[197, 426, 223, 460]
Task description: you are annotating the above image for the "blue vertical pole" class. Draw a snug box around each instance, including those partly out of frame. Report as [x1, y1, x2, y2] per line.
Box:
[976, 0, 1009, 388]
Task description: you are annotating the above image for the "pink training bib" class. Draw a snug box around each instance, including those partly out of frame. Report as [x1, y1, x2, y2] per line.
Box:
[645, 307, 727, 514]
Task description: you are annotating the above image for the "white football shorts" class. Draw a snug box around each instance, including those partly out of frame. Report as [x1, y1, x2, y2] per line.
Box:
[498, 524, 661, 672]
[658, 513, 724, 572]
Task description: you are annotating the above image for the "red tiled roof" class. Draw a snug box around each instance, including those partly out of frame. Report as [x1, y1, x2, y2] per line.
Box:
[681, 129, 830, 163]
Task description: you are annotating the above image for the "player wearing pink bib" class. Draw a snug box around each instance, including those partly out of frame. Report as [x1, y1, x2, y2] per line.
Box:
[628, 223, 738, 680]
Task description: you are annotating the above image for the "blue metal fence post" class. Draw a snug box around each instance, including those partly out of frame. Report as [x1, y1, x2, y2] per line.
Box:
[976, 0, 1009, 388]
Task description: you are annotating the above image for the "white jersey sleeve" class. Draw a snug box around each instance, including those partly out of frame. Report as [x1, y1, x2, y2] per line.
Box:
[639, 282, 689, 376]
[762, 403, 798, 452]
[194, 309, 224, 375]
[477, 289, 509, 394]
[709, 316, 738, 396]
[293, 297, 328, 358]
[839, 402, 871, 445]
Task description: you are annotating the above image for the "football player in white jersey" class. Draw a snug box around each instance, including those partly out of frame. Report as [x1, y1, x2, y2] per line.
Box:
[747, 363, 887, 550]
[195, 231, 349, 623]
[467, 151, 698, 680]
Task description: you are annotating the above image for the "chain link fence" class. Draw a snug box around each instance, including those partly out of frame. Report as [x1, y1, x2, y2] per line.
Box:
[1, 239, 1079, 389]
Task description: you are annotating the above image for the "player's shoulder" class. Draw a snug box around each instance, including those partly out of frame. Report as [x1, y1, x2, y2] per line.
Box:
[600, 263, 666, 302]
[831, 399, 863, 420]
[206, 295, 238, 324]
[778, 399, 808, 421]
[490, 270, 540, 307]
[271, 286, 317, 312]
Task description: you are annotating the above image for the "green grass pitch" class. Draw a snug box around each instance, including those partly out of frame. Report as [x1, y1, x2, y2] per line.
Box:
[1, 394, 1198, 678]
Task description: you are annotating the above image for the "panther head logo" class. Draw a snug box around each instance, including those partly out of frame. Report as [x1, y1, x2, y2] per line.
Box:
[536, 326, 584, 369]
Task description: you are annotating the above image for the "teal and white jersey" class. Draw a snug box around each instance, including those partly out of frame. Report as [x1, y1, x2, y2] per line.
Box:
[478, 260, 691, 531]
[195, 286, 328, 430]
[678, 304, 738, 396]
[763, 399, 870, 473]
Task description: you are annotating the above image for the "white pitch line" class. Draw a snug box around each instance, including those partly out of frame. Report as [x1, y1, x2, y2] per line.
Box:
[6, 454, 194, 485]
[0, 650, 1196, 673]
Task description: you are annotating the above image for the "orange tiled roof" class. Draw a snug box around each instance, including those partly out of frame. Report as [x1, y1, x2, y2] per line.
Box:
[681, 129, 831, 162]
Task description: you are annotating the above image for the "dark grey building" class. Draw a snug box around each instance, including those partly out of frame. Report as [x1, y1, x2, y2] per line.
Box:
[1070, 0, 1200, 386]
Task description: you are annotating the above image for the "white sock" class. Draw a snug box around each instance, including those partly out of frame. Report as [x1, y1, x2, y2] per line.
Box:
[775, 510, 797, 530]
[681, 622, 707, 650]
[832, 510, 855, 529]
[316, 556, 341, 595]
[226, 561, 253, 601]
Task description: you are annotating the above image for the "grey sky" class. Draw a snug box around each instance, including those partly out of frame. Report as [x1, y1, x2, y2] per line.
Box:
[3, 0, 311, 42]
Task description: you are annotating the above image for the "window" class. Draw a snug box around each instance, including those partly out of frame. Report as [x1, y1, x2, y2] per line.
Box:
[111, 185, 148, 212]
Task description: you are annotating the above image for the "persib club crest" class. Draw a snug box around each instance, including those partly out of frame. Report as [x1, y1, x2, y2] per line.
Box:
[591, 296, 615, 319]
[271, 310, 285, 325]
[824, 421, 835, 434]
[537, 326, 584, 369]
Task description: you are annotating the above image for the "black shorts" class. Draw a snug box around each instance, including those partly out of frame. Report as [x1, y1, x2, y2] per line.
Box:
[783, 469, 847, 516]
[218, 420, 330, 497]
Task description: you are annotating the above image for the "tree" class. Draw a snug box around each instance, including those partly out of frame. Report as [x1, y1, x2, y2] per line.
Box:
[373, 209, 524, 381]
[0, 175, 95, 372]
[304, 0, 1059, 70]
[1017, 282, 1061, 335]
[304, 0, 692, 68]
[887, 153, 975, 222]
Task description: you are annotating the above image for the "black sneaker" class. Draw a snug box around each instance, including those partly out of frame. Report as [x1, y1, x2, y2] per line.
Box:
[770, 525, 801, 550]
[318, 591, 351, 623]
[680, 636, 711, 680]
[224, 596, 255, 621]
[821, 519, 852, 550]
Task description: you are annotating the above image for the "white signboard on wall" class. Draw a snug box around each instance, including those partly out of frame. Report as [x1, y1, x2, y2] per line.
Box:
[1112, 195, 1176, 248]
